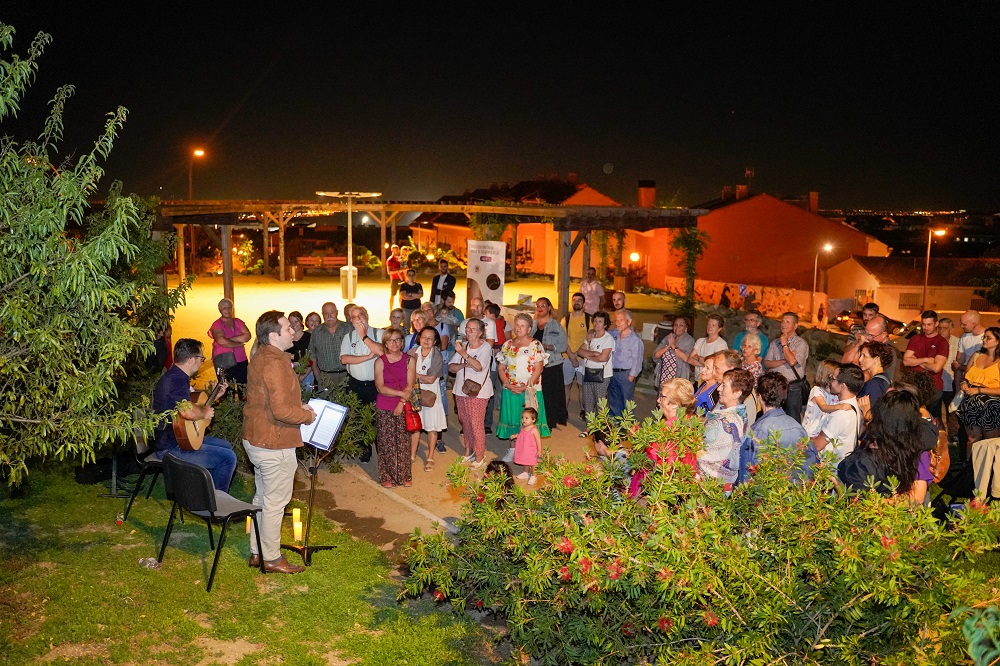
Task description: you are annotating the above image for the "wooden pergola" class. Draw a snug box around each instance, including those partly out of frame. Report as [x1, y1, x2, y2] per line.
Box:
[157, 200, 704, 313]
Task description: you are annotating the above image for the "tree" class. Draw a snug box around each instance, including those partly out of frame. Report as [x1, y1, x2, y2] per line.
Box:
[0, 24, 187, 484]
[670, 226, 711, 317]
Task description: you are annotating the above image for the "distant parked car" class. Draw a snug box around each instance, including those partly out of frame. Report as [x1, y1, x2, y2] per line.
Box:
[834, 310, 905, 336]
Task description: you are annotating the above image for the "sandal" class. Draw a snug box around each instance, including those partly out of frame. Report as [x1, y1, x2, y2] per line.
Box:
[381, 481, 394, 488]
[402, 480, 413, 487]
[424, 459, 436, 472]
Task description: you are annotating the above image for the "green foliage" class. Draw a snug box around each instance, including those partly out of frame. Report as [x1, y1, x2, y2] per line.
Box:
[612, 229, 626, 277]
[1, 25, 189, 483]
[593, 230, 610, 281]
[308, 377, 375, 465]
[355, 247, 382, 274]
[468, 200, 514, 241]
[670, 226, 711, 317]
[958, 605, 1000, 665]
[973, 263, 1000, 310]
[401, 239, 467, 273]
[402, 402, 1000, 664]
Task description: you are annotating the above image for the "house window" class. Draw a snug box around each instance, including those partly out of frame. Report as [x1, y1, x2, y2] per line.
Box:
[898, 293, 921, 310]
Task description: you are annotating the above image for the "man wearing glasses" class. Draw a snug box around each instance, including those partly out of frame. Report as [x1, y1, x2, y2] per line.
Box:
[732, 310, 769, 358]
[809, 364, 864, 464]
[151, 338, 237, 491]
[842, 314, 898, 380]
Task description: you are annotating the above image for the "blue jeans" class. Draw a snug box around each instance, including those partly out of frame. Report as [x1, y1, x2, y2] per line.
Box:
[158, 436, 237, 491]
[608, 370, 635, 419]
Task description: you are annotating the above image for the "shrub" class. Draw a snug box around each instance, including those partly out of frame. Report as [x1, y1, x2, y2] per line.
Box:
[401, 403, 1000, 664]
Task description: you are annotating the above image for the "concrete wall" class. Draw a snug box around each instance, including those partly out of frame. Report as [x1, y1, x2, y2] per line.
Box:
[661, 276, 826, 321]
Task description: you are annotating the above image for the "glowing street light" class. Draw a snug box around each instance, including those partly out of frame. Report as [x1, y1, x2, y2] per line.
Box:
[922, 228, 946, 311]
[188, 148, 205, 200]
[315, 191, 381, 299]
[811, 243, 833, 324]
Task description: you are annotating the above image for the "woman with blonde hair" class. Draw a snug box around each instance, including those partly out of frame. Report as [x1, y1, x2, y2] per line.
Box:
[497, 312, 550, 461]
[740, 333, 764, 382]
[657, 378, 696, 420]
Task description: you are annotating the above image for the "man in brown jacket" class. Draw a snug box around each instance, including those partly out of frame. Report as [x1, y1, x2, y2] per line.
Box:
[244, 311, 315, 574]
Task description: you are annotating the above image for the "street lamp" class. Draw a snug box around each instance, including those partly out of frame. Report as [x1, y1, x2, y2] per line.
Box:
[811, 243, 833, 324]
[315, 190, 381, 299]
[188, 149, 205, 199]
[922, 228, 946, 311]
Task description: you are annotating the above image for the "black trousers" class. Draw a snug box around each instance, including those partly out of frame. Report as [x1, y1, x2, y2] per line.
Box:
[541, 364, 568, 426]
[783, 380, 806, 422]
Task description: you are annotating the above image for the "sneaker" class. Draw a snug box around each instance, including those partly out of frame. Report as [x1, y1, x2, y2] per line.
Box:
[470, 459, 486, 469]
[462, 454, 476, 463]
[516, 471, 530, 480]
[527, 475, 538, 486]
[501, 447, 515, 463]
[578, 432, 589, 438]
[436, 442, 447, 453]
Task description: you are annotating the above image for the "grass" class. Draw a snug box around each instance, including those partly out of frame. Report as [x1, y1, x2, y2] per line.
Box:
[0, 464, 498, 665]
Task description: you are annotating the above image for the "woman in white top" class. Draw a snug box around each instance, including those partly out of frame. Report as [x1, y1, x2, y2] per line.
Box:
[689, 314, 729, 384]
[449, 318, 495, 468]
[575, 311, 616, 437]
[412, 326, 447, 471]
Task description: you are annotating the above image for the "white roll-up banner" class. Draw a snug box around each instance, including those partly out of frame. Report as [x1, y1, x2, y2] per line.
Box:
[466, 240, 506, 310]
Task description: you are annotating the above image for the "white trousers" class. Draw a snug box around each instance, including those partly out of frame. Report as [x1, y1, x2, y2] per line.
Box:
[243, 442, 298, 562]
[971, 437, 1000, 499]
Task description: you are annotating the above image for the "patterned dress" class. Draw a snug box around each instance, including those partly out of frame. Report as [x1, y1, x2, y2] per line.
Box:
[496, 339, 551, 439]
[375, 354, 411, 486]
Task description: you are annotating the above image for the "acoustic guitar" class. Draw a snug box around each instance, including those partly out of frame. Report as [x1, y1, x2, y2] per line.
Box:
[173, 377, 227, 451]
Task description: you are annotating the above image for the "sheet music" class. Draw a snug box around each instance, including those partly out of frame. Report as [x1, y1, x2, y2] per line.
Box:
[300, 399, 349, 451]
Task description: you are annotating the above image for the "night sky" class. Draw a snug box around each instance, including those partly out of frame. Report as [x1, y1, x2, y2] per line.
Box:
[3, 5, 997, 210]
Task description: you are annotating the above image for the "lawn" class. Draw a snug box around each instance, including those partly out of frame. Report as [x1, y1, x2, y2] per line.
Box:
[0, 464, 498, 665]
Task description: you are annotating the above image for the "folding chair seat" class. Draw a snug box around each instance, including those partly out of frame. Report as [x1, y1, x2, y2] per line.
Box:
[157, 455, 264, 592]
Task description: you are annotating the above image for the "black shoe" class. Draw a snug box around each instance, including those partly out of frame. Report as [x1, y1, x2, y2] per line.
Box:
[359, 444, 373, 463]
[484, 427, 492, 435]
[435, 442, 446, 453]
[579, 410, 586, 420]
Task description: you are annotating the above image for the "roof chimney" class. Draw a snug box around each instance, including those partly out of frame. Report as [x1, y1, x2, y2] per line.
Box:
[735, 184, 749, 200]
[637, 180, 656, 208]
[809, 191, 819, 213]
[721, 185, 735, 201]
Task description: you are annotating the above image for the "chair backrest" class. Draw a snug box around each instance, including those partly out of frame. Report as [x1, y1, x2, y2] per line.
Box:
[134, 407, 154, 457]
[162, 455, 218, 513]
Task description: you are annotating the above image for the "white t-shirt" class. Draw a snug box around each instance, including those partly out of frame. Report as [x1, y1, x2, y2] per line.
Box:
[801, 386, 838, 438]
[458, 317, 497, 344]
[693, 337, 729, 383]
[582, 332, 616, 379]
[452, 342, 495, 399]
[820, 396, 861, 463]
[958, 332, 984, 363]
[340, 327, 383, 381]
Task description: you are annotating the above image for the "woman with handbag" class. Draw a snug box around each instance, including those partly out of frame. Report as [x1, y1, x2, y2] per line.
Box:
[450, 318, 494, 468]
[497, 313, 550, 462]
[373, 327, 417, 488]
[411, 326, 447, 470]
[574, 311, 615, 437]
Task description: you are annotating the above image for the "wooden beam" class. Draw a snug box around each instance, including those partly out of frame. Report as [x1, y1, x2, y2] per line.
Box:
[582, 231, 591, 276]
[556, 231, 572, 315]
[221, 225, 234, 303]
[202, 225, 222, 248]
[175, 224, 186, 281]
[509, 224, 518, 281]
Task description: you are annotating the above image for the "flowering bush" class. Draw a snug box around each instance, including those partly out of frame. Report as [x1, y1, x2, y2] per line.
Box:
[401, 404, 1000, 664]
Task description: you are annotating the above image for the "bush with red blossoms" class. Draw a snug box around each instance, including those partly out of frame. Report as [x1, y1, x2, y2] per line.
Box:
[401, 401, 1000, 664]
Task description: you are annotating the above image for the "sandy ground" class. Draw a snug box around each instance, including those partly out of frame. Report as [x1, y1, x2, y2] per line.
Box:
[167, 273, 662, 558]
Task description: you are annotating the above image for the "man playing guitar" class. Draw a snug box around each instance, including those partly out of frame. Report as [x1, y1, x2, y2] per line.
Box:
[152, 338, 237, 490]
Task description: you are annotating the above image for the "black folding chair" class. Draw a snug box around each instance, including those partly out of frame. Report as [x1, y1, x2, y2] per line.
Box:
[121, 419, 163, 522]
[157, 455, 265, 592]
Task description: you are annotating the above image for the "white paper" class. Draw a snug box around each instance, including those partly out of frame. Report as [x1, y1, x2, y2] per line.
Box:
[300, 399, 349, 450]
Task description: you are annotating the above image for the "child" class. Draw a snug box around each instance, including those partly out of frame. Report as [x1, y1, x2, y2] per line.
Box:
[513, 407, 542, 485]
[801, 359, 841, 437]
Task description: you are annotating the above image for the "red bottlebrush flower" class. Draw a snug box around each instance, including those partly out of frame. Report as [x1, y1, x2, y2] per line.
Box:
[583, 465, 594, 475]
[971, 498, 989, 513]
[472, 599, 484, 609]
[723, 483, 733, 492]
[702, 610, 719, 627]
[658, 616, 673, 632]
[748, 464, 758, 475]
[475, 493, 485, 503]
[562, 475, 579, 488]
[557, 536, 574, 554]
[880, 535, 897, 549]
[682, 451, 698, 470]
[433, 590, 446, 602]
[607, 558, 623, 580]
[579, 557, 592, 574]
[657, 568, 674, 581]
[560, 566, 572, 581]
[622, 622, 635, 637]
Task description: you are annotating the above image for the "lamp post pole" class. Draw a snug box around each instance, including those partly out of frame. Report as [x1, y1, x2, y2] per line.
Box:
[922, 229, 946, 311]
[316, 191, 381, 300]
[188, 149, 205, 200]
[811, 243, 833, 324]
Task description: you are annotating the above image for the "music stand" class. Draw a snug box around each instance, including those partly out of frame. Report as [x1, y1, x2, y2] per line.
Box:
[280, 400, 349, 566]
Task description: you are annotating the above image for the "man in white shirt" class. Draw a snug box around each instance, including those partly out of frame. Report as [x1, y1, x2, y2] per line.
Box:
[811, 364, 864, 463]
[339, 306, 384, 461]
[579, 267, 606, 315]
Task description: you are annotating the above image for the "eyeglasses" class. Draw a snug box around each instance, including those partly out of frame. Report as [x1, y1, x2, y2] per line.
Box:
[657, 394, 672, 400]
[385, 337, 404, 344]
[193, 355, 206, 361]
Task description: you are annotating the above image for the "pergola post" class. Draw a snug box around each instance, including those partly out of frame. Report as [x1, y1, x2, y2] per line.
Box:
[175, 224, 186, 281]
[582, 231, 591, 276]
[221, 225, 234, 303]
[259, 217, 270, 275]
[509, 223, 518, 281]
[278, 213, 288, 282]
[556, 231, 572, 314]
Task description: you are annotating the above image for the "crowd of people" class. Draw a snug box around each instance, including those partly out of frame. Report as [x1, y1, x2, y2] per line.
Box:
[150, 276, 1000, 571]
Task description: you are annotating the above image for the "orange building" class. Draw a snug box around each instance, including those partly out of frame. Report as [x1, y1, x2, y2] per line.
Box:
[638, 189, 889, 292]
[409, 178, 621, 276]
